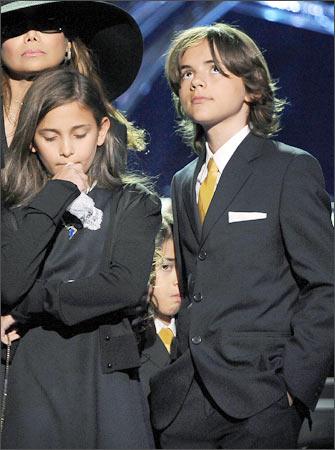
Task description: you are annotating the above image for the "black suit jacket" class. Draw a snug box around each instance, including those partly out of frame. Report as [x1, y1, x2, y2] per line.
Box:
[140, 333, 171, 397]
[150, 133, 333, 429]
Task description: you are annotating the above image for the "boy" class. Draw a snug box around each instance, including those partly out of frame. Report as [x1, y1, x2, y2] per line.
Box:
[150, 23, 333, 449]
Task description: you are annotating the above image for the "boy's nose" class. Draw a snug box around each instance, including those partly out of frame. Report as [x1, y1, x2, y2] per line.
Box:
[191, 76, 206, 89]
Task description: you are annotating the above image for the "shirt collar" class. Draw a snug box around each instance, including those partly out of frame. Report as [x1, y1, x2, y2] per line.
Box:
[154, 317, 176, 336]
[205, 125, 250, 173]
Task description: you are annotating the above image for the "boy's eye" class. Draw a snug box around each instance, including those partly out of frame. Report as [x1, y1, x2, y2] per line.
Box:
[211, 65, 220, 73]
[74, 134, 87, 139]
[161, 264, 171, 271]
[181, 70, 193, 80]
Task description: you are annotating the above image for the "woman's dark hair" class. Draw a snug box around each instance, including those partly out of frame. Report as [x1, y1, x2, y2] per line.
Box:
[165, 23, 288, 154]
[1, 68, 151, 206]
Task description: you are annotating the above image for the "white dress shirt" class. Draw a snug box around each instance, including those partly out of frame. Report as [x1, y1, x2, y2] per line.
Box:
[154, 317, 176, 337]
[196, 125, 250, 202]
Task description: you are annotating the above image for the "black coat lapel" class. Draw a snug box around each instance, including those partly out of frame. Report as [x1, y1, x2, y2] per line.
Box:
[201, 133, 263, 243]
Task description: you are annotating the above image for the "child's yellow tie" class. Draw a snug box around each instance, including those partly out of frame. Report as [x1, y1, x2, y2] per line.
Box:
[158, 328, 174, 353]
[198, 158, 219, 223]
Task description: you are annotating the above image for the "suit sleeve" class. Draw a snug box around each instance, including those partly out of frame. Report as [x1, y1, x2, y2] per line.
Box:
[10, 192, 162, 326]
[171, 174, 192, 356]
[279, 153, 333, 409]
[1, 180, 80, 308]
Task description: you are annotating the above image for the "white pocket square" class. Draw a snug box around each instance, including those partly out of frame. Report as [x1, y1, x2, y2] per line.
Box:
[228, 211, 267, 223]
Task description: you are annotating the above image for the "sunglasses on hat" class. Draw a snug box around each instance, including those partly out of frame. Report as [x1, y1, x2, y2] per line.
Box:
[1, 15, 63, 42]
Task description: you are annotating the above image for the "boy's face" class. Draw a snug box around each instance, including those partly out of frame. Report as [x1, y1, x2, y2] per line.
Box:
[178, 39, 250, 133]
[151, 238, 181, 322]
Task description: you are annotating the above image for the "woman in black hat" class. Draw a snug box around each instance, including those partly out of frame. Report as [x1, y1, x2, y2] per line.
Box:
[1, 0, 145, 153]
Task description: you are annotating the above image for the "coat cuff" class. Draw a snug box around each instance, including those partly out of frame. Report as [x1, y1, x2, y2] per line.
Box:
[27, 180, 80, 223]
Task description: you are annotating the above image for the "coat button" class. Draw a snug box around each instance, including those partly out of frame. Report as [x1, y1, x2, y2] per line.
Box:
[107, 363, 112, 368]
[193, 293, 203, 302]
[191, 336, 202, 344]
[105, 336, 110, 341]
[198, 249, 207, 260]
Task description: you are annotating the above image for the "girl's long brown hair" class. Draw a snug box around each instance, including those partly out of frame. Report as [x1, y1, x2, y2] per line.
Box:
[1, 68, 152, 207]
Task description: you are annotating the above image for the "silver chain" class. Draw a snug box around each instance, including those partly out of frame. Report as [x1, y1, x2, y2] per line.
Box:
[0, 338, 11, 433]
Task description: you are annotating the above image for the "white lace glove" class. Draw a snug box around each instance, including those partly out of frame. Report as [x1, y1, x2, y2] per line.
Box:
[66, 192, 103, 230]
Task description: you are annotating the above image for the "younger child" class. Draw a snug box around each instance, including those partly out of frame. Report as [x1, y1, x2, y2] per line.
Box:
[140, 208, 181, 398]
[1, 68, 161, 449]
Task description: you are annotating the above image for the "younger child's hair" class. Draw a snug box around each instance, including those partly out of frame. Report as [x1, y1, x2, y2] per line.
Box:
[165, 23, 288, 153]
[1, 68, 150, 207]
[149, 209, 174, 288]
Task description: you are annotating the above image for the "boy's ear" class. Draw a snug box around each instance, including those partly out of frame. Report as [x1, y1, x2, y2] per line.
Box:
[97, 117, 110, 146]
[245, 91, 262, 104]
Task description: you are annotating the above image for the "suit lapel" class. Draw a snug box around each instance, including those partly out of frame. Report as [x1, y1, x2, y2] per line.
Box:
[182, 152, 205, 242]
[201, 133, 263, 243]
[142, 336, 171, 368]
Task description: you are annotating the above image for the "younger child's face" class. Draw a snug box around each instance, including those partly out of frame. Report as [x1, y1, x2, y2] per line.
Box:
[32, 101, 109, 176]
[178, 39, 250, 133]
[152, 238, 181, 321]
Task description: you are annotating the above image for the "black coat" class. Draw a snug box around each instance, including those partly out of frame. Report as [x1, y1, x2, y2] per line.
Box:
[2, 182, 162, 369]
[150, 133, 333, 430]
[1, 184, 161, 448]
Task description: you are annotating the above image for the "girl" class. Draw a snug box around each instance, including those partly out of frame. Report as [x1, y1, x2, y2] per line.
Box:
[1, 68, 161, 449]
[1, 0, 146, 308]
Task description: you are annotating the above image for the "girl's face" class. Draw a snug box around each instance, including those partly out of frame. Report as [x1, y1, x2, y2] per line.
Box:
[1, 30, 69, 75]
[32, 101, 110, 176]
[151, 238, 181, 321]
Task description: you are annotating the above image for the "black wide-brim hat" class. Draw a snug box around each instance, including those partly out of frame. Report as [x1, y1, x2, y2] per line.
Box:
[1, 0, 143, 100]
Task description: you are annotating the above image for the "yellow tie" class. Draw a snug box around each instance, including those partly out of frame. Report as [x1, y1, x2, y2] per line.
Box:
[158, 327, 174, 353]
[198, 158, 219, 223]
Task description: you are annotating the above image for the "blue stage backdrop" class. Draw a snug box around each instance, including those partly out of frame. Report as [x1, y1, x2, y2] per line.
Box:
[114, 1, 334, 198]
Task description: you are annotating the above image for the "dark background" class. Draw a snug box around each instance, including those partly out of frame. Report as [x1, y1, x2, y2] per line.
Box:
[114, 1, 334, 198]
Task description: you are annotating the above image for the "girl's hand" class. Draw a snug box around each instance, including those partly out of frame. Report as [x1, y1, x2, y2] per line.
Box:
[1, 315, 21, 344]
[53, 163, 89, 192]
